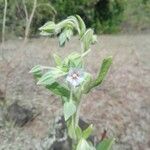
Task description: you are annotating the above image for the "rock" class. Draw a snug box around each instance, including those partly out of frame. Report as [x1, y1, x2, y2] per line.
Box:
[41, 116, 96, 150]
[6, 102, 34, 127]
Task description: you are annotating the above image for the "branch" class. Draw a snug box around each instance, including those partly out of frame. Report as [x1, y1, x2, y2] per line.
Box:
[36, 3, 57, 15]
[22, 0, 29, 22]
[2, 0, 7, 45]
[24, 0, 37, 42]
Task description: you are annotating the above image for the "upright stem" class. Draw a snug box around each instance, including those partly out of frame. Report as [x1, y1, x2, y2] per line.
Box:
[2, 0, 7, 45]
[24, 0, 37, 42]
[75, 100, 81, 127]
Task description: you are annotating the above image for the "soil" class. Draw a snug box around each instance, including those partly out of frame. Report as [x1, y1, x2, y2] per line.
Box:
[0, 34, 150, 150]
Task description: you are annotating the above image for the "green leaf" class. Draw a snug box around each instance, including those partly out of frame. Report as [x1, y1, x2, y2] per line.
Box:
[65, 28, 73, 40]
[63, 100, 76, 121]
[82, 124, 94, 139]
[75, 126, 83, 140]
[39, 21, 56, 33]
[76, 15, 86, 37]
[30, 65, 42, 79]
[67, 117, 77, 140]
[92, 35, 97, 44]
[40, 31, 52, 36]
[39, 15, 92, 47]
[59, 31, 67, 46]
[57, 19, 74, 33]
[93, 57, 112, 87]
[63, 52, 82, 68]
[81, 29, 95, 52]
[30, 66, 70, 98]
[53, 54, 62, 66]
[37, 68, 66, 85]
[84, 57, 112, 93]
[67, 16, 80, 34]
[30, 65, 41, 73]
[82, 73, 92, 92]
[76, 138, 96, 150]
[46, 82, 70, 98]
[96, 138, 115, 150]
[59, 28, 73, 46]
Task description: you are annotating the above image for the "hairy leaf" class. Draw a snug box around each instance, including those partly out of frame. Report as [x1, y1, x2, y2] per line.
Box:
[96, 138, 115, 150]
[93, 57, 112, 87]
[76, 15, 86, 37]
[63, 52, 82, 68]
[81, 29, 96, 52]
[67, 117, 77, 140]
[82, 124, 94, 139]
[30, 65, 42, 73]
[76, 138, 96, 150]
[64, 100, 76, 121]
[53, 54, 62, 66]
[39, 21, 56, 33]
[46, 82, 70, 98]
[30, 66, 70, 98]
[75, 126, 83, 140]
[37, 68, 66, 85]
[59, 31, 67, 46]
[84, 57, 112, 93]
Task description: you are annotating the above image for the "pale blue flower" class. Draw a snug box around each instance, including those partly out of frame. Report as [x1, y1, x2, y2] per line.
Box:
[66, 68, 84, 87]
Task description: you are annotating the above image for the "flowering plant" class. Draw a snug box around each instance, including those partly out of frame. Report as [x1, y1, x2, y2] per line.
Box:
[30, 15, 114, 150]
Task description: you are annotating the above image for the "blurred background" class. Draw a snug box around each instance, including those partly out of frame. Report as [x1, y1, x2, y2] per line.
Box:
[0, 0, 150, 39]
[0, 0, 150, 150]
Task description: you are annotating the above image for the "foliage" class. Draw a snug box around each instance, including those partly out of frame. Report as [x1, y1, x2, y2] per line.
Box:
[30, 15, 114, 150]
[0, 0, 125, 37]
[0, 0, 149, 39]
[96, 138, 115, 150]
[123, 0, 150, 31]
[0, 0, 56, 37]
[51, 0, 125, 33]
[93, 0, 125, 33]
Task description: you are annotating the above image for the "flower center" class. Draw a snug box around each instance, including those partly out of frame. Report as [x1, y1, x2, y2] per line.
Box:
[71, 73, 79, 80]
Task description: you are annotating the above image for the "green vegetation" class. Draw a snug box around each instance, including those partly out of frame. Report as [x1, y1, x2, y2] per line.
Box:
[123, 0, 150, 32]
[0, 0, 150, 39]
[30, 15, 114, 150]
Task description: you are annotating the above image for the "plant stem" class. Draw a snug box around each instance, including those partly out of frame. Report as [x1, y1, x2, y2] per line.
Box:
[23, 0, 37, 42]
[75, 101, 81, 127]
[2, 0, 7, 45]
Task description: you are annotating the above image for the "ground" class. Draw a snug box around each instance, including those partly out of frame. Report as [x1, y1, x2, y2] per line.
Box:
[0, 34, 150, 150]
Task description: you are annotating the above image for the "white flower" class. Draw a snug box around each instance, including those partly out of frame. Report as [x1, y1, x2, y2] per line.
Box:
[66, 68, 84, 87]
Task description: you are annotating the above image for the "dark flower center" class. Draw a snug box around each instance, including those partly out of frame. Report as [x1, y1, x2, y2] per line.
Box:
[71, 72, 79, 80]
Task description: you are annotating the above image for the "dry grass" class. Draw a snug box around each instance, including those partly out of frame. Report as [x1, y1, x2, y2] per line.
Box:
[0, 34, 150, 150]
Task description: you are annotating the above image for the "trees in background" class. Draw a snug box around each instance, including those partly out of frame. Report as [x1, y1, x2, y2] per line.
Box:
[0, 0, 149, 40]
[23, 0, 37, 42]
[0, 0, 56, 41]
[123, 0, 150, 32]
[45, 0, 125, 33]
[93, 0, 125, 33]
